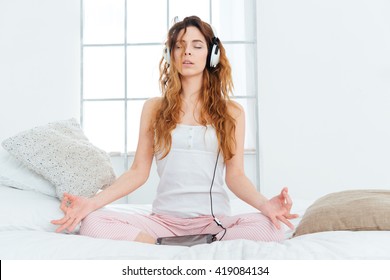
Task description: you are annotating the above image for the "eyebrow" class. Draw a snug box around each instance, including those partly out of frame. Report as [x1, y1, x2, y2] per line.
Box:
[176, 39, 205, 44]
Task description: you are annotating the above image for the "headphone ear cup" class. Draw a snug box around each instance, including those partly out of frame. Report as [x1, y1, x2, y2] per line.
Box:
[163, 47, 170, 65]
[209, 43, 220, 68]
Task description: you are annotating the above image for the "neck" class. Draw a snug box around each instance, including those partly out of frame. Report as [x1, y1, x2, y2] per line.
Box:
[180, 74, 203, 101]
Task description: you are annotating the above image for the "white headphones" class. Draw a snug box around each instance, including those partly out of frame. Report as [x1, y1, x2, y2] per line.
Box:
[163, 25, 220, 68]
[208, 37, 221, 68]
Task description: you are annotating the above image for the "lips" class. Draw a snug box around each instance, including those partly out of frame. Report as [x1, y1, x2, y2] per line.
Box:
[182, 60, 194, 65]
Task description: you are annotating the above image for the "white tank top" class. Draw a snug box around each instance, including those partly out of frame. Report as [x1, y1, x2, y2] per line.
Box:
[152, 124, 231, 218]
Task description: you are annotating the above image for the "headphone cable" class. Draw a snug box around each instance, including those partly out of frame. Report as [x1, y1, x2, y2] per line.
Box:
[209, 150, 227, 240]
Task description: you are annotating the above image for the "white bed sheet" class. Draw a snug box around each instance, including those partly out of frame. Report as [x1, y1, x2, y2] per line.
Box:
[1, 230, 390, 260]
[1, 185, 390, 260]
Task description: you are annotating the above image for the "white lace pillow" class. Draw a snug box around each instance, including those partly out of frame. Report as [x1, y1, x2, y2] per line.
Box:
[1, 118, 116, 198]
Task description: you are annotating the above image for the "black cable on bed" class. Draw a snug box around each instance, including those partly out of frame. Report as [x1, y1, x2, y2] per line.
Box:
[209, 150, 227, 240]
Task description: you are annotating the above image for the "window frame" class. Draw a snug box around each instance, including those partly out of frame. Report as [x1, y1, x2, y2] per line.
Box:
[80, 0, 260, 189]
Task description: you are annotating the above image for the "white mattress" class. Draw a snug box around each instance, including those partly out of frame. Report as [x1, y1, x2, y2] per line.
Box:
[1, 184, 389, 260]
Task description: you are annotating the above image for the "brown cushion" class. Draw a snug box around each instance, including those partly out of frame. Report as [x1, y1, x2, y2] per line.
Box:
[293, 189, 390, 237]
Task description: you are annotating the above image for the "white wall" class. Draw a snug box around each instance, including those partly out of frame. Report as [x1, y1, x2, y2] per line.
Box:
[257, 0, 390, 200]
[0, 0, 80, 142]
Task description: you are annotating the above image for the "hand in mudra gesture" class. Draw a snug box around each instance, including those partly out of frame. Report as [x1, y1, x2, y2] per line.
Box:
[260, 187, 299, 230]
[51, 193, 94, 233]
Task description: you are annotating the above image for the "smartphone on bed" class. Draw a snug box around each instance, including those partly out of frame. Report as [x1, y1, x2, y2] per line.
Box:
[156, 234, 216, 246]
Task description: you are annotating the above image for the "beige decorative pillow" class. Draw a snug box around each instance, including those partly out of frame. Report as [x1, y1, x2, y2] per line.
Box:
[2, 118, 116, 198]
[293, 189, 390, 237]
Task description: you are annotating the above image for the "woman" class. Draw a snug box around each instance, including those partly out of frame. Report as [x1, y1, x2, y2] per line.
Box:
[52, 16, 297, 244]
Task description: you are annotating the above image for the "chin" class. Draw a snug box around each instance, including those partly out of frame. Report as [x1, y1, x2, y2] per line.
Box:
[179, 69, 204, 77]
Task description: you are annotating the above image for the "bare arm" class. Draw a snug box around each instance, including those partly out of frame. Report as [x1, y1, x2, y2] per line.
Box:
[90, 98, 158, 209]
[225, 102, 298, 229]
[224, 102, 268, 209]
[52, 98, 160, 232]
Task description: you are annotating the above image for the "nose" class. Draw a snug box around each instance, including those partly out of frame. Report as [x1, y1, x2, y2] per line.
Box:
[184, 45, 191, 56]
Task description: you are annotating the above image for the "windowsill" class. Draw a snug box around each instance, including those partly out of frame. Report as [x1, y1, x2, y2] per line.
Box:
[108, 149, 257, 157]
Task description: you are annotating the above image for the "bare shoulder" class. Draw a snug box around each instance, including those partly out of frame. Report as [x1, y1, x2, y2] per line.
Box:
[227, 99, 244, 119]
[140, 97, 163, 129]
[143, 97, 163, 111]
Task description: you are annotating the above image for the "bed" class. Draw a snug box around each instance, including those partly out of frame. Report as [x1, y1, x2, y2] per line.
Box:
[1, 119, 390, 260]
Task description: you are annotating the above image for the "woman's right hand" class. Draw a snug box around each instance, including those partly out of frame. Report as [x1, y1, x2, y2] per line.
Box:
[51, 193, 95, 233]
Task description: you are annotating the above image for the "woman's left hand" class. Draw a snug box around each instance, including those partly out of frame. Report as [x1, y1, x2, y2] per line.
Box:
[259, 187, 299, 230]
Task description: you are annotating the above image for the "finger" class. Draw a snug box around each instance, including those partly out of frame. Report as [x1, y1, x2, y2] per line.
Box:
[285, 213, 299, 219]
[60, 198, 70, 212]
[55, 220, 72, 233]
[64, 193, 76, 200]
[284, 194, 293, 211]
[51, 214, 71, 225]
[280, 190, 294, 211]
[284, 191, 292, 203]
[63, 192, 71, 198]
[54, 222, 67, 233]
[67, 218, 82, 233]
[65, 218, 78, 233]
[270, 216, 281, 230]
[55, 215, 76, 233]
[51, 219, 64, 225]
[61, 194, 74, 207]
[61, 193, 72, 204]
[278, 187, 289, 202]
[278, 188, 285, 199]
[278, 216, 295, 230]
[61, 195, 76, 213]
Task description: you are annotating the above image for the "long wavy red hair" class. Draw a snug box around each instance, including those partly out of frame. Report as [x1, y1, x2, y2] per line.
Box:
[155, 16, 237, 161]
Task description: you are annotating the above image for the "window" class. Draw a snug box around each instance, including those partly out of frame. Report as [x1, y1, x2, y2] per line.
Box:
[81, 0, 259, 193]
